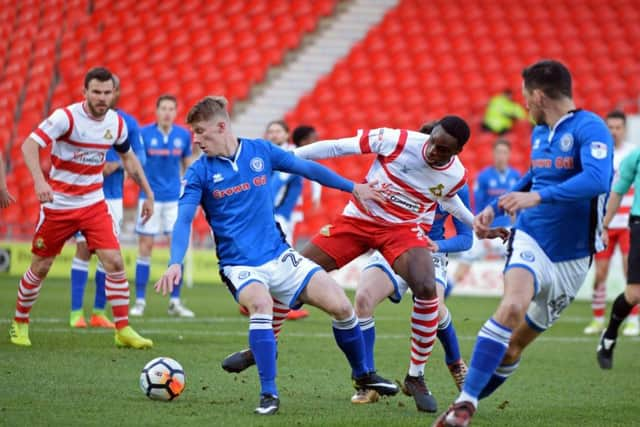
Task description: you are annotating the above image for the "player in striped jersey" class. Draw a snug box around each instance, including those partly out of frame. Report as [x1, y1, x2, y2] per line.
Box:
[9, 67, 153, 349]
[69, 74, 146, 329]
[584, 110, 639, 336]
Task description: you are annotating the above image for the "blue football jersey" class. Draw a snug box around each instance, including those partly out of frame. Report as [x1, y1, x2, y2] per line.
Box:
[103, 109, 146, 199]
[510, 110, 613, 261]
[473, 166, 520, 227]
[140, 123, 192, 201]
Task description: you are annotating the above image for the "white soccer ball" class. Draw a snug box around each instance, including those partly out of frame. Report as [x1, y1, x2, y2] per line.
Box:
[139, 357, 186, 401]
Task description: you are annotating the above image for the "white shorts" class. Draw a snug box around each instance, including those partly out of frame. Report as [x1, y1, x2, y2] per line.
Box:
[505, 230, 590, 331]
[363, 250, 449, 304]
[221, 248, 322, 309]
[135, 200, 178, 235]
[459, 233, 509, 263]
[75, 198, 122, 242]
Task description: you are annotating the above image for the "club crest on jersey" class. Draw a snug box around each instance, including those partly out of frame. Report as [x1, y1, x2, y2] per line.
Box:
[559, 133, 574, 152]
[104, 129, 113, 140]
[151, 138, 158, 146]
[250, 157, 264, 172]
[590, 142, 608, 159]
[520, 251, 535, 262]
[174, 138, 183, 148]
[429, 183, 445, 197]
[533, 138, 541, 150]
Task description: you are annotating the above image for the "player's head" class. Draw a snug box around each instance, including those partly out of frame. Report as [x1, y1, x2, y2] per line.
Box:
[493, 138, 511, 171]
[292, 125, 317, 147]
[418, 120, 439, 135]
[423, 115, 470, 166]
[265, 120, 289, 146]
[156, 94, 178, 128]
[83, 67, 115, 119]
[521, 60, 573, 125]
[186, 95, 232, 156]
[111, 74, 121, 109]
[606, 110, 626, 147]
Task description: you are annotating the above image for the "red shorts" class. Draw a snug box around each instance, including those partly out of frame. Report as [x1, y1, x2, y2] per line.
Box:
[310, 215, 429, 268]
[32, 201, 119, 257]
[595, 227, 630, 260]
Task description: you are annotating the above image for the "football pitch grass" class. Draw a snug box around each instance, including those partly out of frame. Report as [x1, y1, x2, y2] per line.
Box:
[1, 275, 638, 427]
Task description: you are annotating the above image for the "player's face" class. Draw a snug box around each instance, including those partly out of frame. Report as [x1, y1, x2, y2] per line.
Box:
[83, 79, 114, 118]
[606, 117, 626, 146]
[522, 83, 544, 125]
[190, 119, 224, 156]
[156, 100, 177, 127]
[265, 123, 288, 146]
[493, 144, 510, 170]
[423, 125, 460, 166]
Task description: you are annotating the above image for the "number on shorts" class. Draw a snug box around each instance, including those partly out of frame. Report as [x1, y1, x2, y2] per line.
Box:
[281, 251, 301, 267]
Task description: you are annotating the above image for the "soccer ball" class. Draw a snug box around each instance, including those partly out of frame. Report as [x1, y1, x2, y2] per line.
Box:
[139, 357, 186, 401]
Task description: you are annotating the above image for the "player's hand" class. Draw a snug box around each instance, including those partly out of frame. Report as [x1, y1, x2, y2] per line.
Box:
[352, 180, 385, 207]
[473, 206, 495, 238]
[485, 227, 510, 243]
[0, 188, 16, 208]
[140, 199, 154, 224]
[425, 236, 439, 252]
[602, 227, 610, 247]
[34, 179, 54, 203]
[498, 191, 541, 215]
[154, 264, 182, 296]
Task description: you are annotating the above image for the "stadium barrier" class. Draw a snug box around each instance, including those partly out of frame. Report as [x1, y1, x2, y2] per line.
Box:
[0, 242, 625, 301]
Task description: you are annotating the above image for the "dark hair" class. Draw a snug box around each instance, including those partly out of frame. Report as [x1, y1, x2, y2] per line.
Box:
[439, 115, 471, 149]
[156, 94, 178, 108]
[521, 59, 572, 100]
[84, 67, 114, 89]
[493, 138, 511, 150]
[186, 96, 229, 124]
[418, 120, 439, 134]
[292, 125, 316, 146]
[266, 120, 289, 133]
[606, 110, 626, 124]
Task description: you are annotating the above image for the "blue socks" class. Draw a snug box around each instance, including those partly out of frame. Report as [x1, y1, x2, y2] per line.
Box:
[359, 317, 376, 372]
[437, 308, 461, 365]
[94, 264, 107, 310]
[249, 314, 278, 397]
[135, 256, 150, 301]
[332, 313, 368, 378]
[71, 257, 89, 311]
[457, 318, 512, 407]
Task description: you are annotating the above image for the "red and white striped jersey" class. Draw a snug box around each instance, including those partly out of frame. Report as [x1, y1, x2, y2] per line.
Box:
[343, 128, 466, 229]
[610, 142, 635, 229]
[30, 102, 128, 210]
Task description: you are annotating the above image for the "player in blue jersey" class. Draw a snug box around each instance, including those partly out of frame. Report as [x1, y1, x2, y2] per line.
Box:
[154, 96, 398, 415]
[450, 138, 520, 290]
[131, 94, 195, 318]
[434, 60, 614, 427]
[69, 75, 146, 328]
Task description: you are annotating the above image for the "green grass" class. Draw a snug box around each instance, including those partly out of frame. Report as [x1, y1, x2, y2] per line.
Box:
[0, 274, 638, 427]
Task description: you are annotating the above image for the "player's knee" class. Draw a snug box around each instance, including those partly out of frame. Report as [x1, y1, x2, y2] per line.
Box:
[625, 286, 640, 305]
[354, 291, 375, 318]
[411, 280, 436, 299]
[330, 298, 356, 320]
[101, 253, 125, 272]
[498, 300, 527, 324]
[31, 258, 54, 278]
[247, 298, 273, 315]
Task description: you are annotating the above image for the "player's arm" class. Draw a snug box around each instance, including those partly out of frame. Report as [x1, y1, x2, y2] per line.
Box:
[0, 151, 15, 208]
[155, 167, 203, 295]
[274, 148, 384, 205]
[434, 187, 473, 253]
[293, 128, 399, 160]
[274, 175, 303, 219]
[603, 149, 640, 228]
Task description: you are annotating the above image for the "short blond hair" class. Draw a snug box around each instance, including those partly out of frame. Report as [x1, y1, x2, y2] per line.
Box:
[186, 96, 230, 124]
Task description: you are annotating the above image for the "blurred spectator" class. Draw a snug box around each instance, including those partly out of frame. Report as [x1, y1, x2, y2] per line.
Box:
[0, 152, 15, 208]
[482, 89, 527, 135]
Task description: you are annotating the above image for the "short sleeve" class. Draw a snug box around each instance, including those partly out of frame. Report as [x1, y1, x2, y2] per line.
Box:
[30, 108, 70, 147]
[114, 114, 129, 147]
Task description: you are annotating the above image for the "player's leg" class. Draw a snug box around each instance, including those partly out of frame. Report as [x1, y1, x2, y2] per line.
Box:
[11, 210, 75, 346]
[392, 247, 439, 412]
[133, 199, 158, 316]
[350, 260, 397, 404]
[298, 266, 398, 396]
[70, 238, 91, 328]
[618, 228, 640, 336]
[585, 242, 612, 334]
[598, 222, 640, 368]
